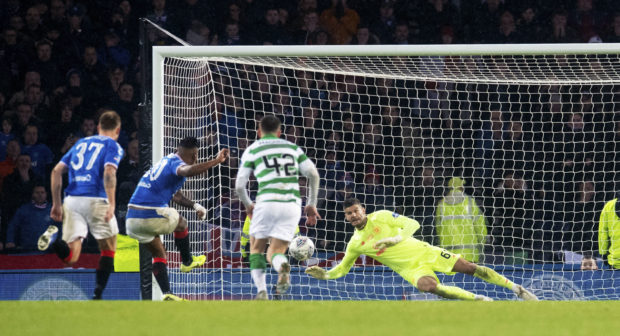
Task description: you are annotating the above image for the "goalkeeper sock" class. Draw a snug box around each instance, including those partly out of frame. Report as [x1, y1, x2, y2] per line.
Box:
[174, 228, 192, 266]
[249, 253, 267, 292]
[434, 284, 476, 301]
[153, 258, 171, 294]
[93, 251, 115, 299]
[271, 253, 288, 273]
[474, 265, 515, 290]
[52, 239, 71, 262]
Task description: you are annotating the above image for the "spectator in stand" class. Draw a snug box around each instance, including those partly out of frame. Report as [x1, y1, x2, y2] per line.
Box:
[254, 7, 290, 45]
[23, 6, 45, 42]
[170, 0, 216, 39]
[48, 104, 80, 158]
[185, 20, 216, 46]
[350, 25, 379, 45]
[1, 153, 41, 247]
[569, 0, 605, 42]
[307, 29, 330, 45]
[24, 83, 50, 119]
[12, 103, 41, 139]
[98, 30, 130, 69]
[76, 117, 96, 139]
[1, 27, 28, 90]
[413, 0, 459, 44]
[370, 0, 396, 44]
[8, 71, 41, 108]
[490, 11, 523, 43]
[80, 45, 107, 110]
[320, 0, 360, 44]
[102, 65, 125, 102]
[117, 138, 140, 189]
[219, 21, 245, 46]
[45, 0, 68, 29]
[542, 10, 579, 43]
[56, 4, 96, 68]
[466, 0, 505, 43]
[5, 185, 58, 252]
[293, 11, 321, 44]
[0, 117, 15, 161]
[146, 0, 176, 45]
[517, 5, 542, 43]
[109, 82, 136, 130]
[32, 39, 61, 93]
[393, 21, 413, 44]
[21, 124, 52, 179]
[491, 172, 536, 257]
[0, 139, 20, 190]
[605, 12, 620, 42]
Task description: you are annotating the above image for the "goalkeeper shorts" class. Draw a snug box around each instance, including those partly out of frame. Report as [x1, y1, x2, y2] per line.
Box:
[126, 207, 179, 243]
[251, 202, 301, 242]
[403, 244, 460, 288]
[62, 196, 119, 243]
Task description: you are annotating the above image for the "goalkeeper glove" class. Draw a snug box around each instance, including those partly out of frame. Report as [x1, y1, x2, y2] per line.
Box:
[193, 203, 207, 220]
[373, 236, 402, 250]
[305, 266, 328, 280]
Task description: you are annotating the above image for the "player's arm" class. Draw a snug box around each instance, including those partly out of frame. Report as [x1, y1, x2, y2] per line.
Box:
[234, 150, 254, 215]
[103, 164, 117, 222]
[177, 148, 228, 177]
[306, 244, 360, 280]
[298, 157, 321, 226]
[172, 190, 206, 220]
[374, 211, 421, 250]
[599, 204, 610, 257]
[50, 162, 69, 222]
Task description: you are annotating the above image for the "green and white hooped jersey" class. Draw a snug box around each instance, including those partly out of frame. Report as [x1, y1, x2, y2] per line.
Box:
[237, 135, 312, 206]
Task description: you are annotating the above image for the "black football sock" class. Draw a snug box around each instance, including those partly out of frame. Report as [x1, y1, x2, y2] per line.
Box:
[93, 251, 115, 299]
[52, 239, 71, 261]
[174, 228, 192, 266]
[153, 258, 171, 294]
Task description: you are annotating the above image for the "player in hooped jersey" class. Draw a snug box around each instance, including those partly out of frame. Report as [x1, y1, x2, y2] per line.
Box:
[235, 115, 321, 300]
[126, 137, 228, 301]
[38, 111, 124, 300]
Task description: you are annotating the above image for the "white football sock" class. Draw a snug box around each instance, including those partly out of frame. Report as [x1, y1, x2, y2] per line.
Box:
[251, 269, 267, 292]
[271, 254, 288, 273]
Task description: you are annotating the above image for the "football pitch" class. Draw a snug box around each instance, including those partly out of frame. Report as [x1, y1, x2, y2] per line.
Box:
[2, 301, 619, 335]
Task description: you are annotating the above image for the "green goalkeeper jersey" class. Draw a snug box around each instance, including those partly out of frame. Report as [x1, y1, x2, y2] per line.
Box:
[327, 210, 429, 279]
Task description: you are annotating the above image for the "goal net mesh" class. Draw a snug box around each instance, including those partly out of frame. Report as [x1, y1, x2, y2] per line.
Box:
[159, 52, 620, 300]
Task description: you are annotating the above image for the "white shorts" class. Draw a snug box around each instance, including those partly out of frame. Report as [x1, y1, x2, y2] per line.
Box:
[62, 196, 119, 243]
[126, 207, 179, 243]
[250, 202, 301, 242]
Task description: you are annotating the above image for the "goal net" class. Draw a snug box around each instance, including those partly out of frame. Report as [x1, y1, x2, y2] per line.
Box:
[153, 45, 620, 300]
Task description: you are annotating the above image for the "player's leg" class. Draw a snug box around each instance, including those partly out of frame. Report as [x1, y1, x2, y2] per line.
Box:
[416, 246, 492, 301]
[250, 236, 269, 299]
[93, 235, 117, 300]
[452, 258, 538, 301]
[263, 202, 300, 295]
[266, 238, 291, 295]
[172, 215, 205, 272]
[142, 236, 185, 300]
[89, 199, 120, 300]
[39, 199, 85, 265]
[416, 275, 482, 301]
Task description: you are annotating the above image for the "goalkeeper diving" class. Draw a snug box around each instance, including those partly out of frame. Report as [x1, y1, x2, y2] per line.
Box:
[306, 198, 539, 301]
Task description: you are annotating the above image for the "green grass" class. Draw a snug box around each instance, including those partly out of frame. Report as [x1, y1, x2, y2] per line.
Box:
[2, 301, 618, 336]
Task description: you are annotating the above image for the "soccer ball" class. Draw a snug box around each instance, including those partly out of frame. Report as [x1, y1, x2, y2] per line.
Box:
[288, 236, 315, 261]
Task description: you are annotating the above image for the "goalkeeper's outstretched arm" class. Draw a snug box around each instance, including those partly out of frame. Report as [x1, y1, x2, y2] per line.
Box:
[306, 247, 359, 280]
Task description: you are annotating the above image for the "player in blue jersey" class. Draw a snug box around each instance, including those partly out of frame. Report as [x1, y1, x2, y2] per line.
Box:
[37, 111, 124, 300]
[126, 136, 228, 301]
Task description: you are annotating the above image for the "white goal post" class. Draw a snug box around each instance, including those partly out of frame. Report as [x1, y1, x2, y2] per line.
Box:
[152, 44, 620, 300]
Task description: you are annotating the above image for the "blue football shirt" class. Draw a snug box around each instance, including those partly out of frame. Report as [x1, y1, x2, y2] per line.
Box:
[60, 135, 124, 198]
[128, 153, 187, 208]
